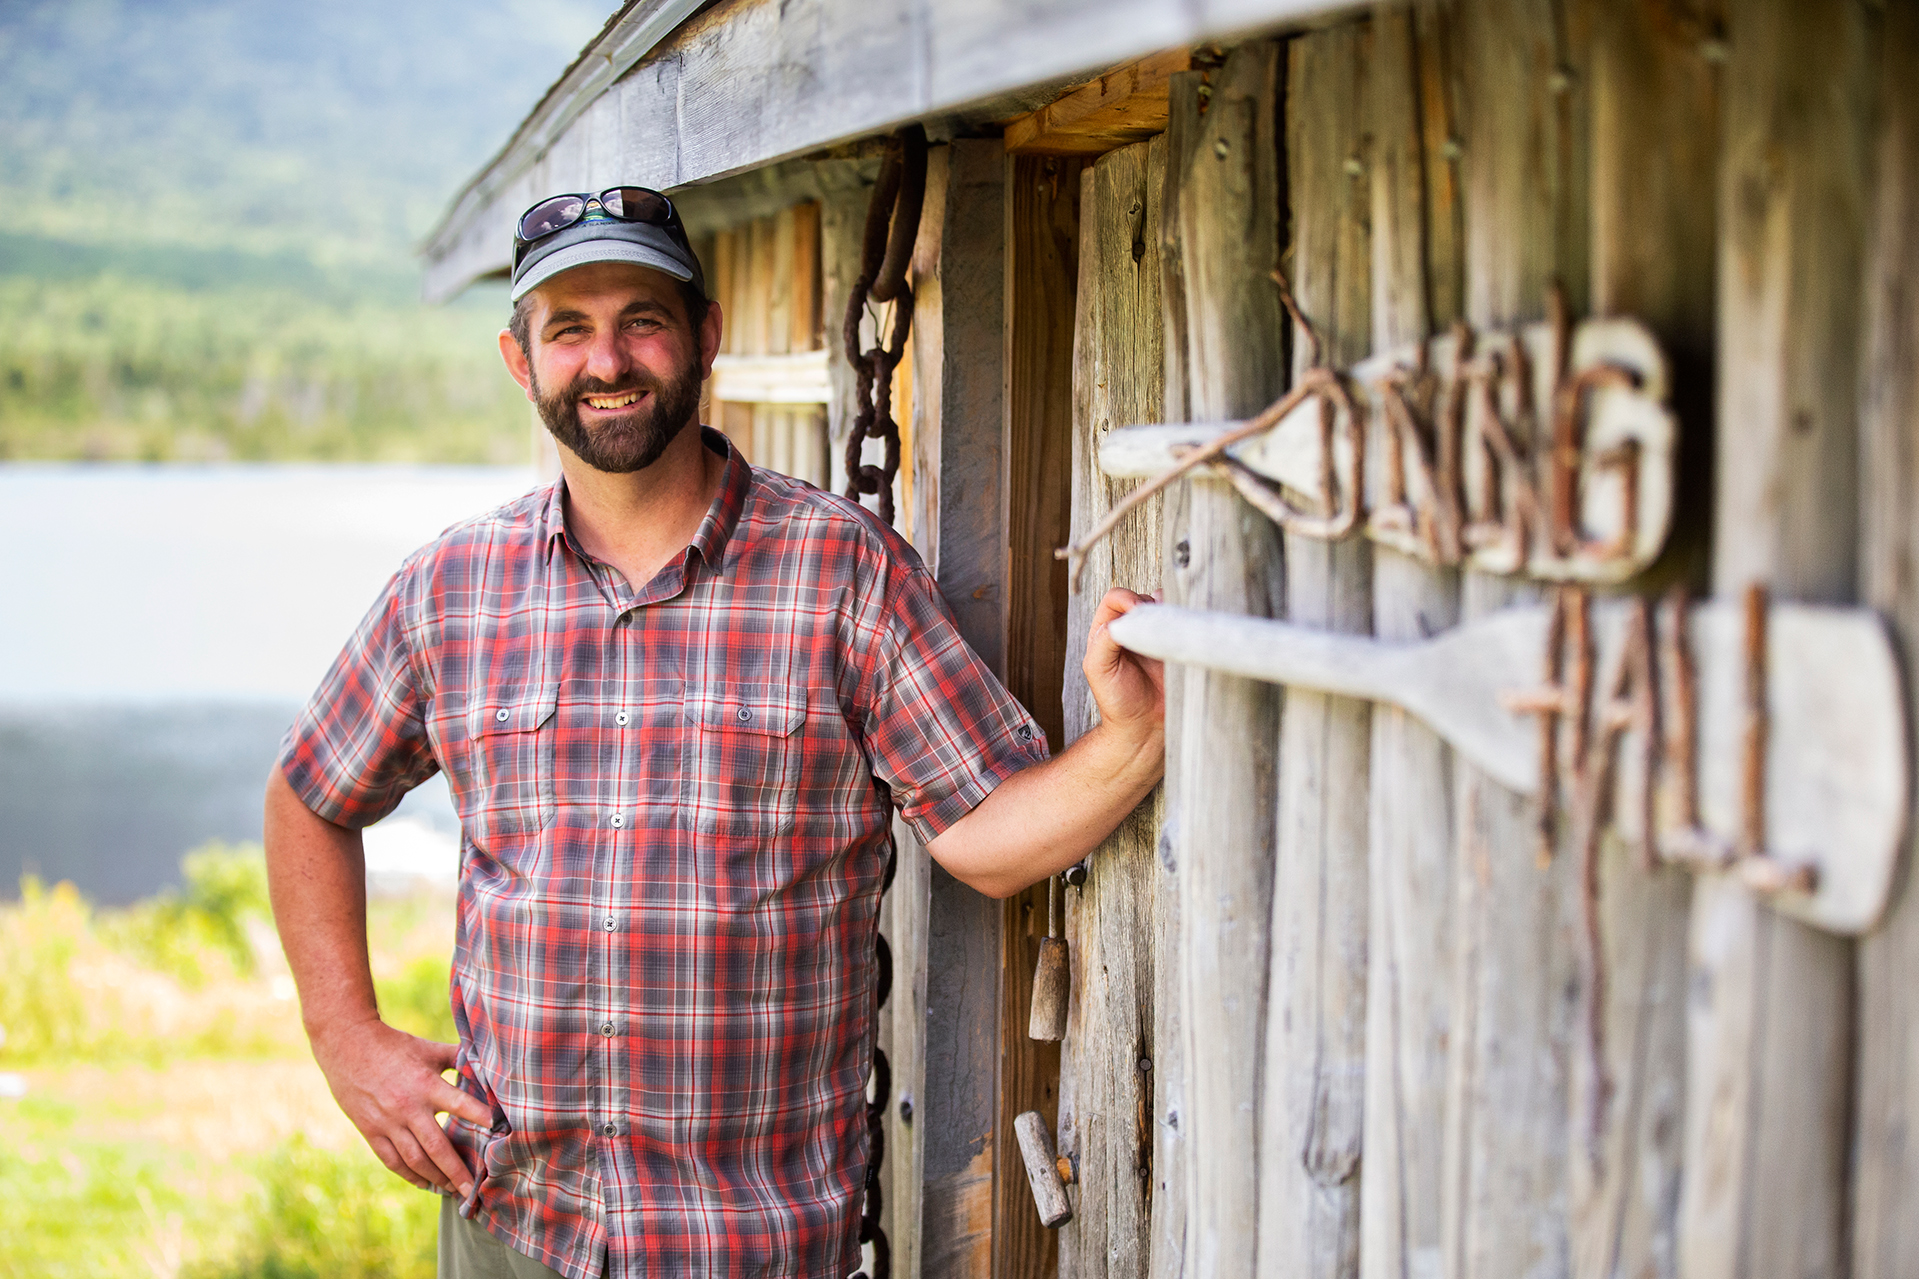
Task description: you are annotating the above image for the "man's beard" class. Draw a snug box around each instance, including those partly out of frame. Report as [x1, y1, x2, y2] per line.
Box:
[531, 356, 704, 474]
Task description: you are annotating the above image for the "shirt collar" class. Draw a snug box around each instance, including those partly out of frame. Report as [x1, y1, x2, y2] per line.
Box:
[542, 426, 749, 572]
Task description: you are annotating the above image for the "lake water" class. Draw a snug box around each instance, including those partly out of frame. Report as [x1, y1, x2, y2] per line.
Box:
[0, 464, 536, 903]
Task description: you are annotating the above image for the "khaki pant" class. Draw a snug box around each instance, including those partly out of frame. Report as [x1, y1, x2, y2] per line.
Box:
[439, 1198, 574, 1279]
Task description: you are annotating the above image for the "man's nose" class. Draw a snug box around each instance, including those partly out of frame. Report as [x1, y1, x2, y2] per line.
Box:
[582, 328, 633, 384]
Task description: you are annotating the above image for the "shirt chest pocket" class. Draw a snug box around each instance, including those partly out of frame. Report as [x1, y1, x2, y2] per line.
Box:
[466, 684, 558, 848]
[682, 682, 806, 835]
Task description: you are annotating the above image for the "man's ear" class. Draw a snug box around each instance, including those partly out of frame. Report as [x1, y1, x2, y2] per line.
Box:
[699, 300, 724, 379]
[498, 329, 535, 401]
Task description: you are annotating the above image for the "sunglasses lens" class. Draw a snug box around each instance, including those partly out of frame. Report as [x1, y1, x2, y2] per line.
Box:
[603, 188, 670, 225]
[520, 195, 586, 242]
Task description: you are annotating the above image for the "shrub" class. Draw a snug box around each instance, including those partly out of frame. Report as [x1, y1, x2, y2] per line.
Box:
[188, 1135, 438, 1279]
[377, 953, 458, 1045]
[102, 841, 272, 986]
[0, 875, 95, 1060]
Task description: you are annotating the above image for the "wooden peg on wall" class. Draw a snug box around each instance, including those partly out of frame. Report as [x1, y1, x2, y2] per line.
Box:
[1014, 1109, 1074, 1228]
[1029, 874, 1070, 1040]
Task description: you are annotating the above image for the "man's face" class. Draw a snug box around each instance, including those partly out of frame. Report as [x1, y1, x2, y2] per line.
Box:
[500, 262, 720, 474]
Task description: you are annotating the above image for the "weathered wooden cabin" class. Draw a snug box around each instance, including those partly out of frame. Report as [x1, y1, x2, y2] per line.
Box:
[424, 1, 1919, 1276]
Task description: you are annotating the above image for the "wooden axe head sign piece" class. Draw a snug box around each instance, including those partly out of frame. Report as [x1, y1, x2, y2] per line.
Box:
[1108, 596, 1907, 935]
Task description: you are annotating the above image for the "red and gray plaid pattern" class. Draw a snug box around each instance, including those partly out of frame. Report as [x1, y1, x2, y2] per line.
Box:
[280, 431, 1046, 1279]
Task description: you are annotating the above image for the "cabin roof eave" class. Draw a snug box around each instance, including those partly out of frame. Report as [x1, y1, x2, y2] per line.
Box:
[420, 0, 1356, 303]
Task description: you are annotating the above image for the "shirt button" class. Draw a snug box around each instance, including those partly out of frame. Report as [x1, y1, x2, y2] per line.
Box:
[599, 1021, 615, 1037]
[609, 813, 625, 828]
[603, 916, 616, 931]
[614, 710, 630, 726]
[495, 709, 510, 723]
[1016, 725, 1034, 743]
[736, 706, 753, 723]
[601, 1122, 618, 1137]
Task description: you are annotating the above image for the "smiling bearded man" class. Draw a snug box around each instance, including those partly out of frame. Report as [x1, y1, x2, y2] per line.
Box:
[264, 186, 1168, 1279]
[510, 248, 706, 475]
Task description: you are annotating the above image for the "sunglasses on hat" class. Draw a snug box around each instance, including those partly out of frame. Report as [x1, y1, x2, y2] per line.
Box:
[512, 187, 687, 271]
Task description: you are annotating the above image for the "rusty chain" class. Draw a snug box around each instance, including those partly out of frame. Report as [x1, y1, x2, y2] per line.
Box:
[844, 123, 925, 1279]
[842, 125, 927, 526]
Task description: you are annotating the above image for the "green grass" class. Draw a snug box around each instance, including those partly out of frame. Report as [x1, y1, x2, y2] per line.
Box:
[0, 847, 458, 1277]
[191, 1137, 438, 1279]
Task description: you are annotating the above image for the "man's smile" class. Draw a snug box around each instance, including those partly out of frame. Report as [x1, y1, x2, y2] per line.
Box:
[582, 389, 646, 412]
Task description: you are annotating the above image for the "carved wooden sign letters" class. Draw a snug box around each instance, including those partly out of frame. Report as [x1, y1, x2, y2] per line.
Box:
[1076, 306, 1674, 585]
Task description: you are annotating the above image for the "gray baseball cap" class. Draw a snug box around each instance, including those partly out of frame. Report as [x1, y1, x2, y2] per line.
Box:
[509, 211, 706, 302]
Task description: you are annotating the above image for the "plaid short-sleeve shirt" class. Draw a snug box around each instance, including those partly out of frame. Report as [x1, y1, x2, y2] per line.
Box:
[279, 430, 1047, 1279]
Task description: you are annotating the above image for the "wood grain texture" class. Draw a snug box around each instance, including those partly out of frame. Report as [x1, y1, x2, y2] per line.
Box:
[1057, 136, 1167, 1279]
[1259, 23, 1373, 1279]
[912, 139, 1009, 1279]
[930, 141, 1011, 672]
[1360, 9, 1463, 1278]
[1004, 153, 1086, 754]
[1678, 1, 1875, 1275]
[997, 149, 1085, 1279]
[885, 817, 933, 1279]
[1443, 3, 1589, 1274]
[1571, 4, 1718, 1273]
[1148, 78, 1205, 1279]
[821, 186, 867, 466]
[1166, 44, 1287, 1279]
[1853, 4, 1919, 1272]
[1004, 50, 1193, 157]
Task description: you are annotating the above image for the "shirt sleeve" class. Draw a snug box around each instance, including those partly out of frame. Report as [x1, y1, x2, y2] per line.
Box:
[277, 560, 439, 828]
[860, 561, 1050, 844]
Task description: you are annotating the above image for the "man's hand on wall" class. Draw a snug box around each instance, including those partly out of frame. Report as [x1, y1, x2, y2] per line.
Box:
[311, 1017, 494, 1197]
[1082, 587, 1166, 738]
[926, 586, 1168, 898]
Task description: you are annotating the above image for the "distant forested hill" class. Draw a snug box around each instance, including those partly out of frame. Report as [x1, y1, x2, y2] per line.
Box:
[0, 0, 608, 461]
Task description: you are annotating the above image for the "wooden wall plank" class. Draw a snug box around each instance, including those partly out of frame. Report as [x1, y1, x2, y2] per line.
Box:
[715, 228, 740, 357]
[1004, 153, 1084, 756]
[1442, 3, 1590, 1275]
[1260, 21, 1372, 1279]
[1147, 72, 1205, 1279]
[1853, 4, 1919, 1271]
[792, 200, 823, 351]
[1359, 8, 1464, 1279]
[1568, 5, 1719, 1273]
[1164, 43, 1288, 1279]
[886, 813, 933, 1279]
[731, 222, 756, 357]
[914, 138, 1011, 1279]
[769, 204, 797, 354]
[747, 215, 776, 356]
[908, 151, 949, 566]
[1057, 134, 1168, 1279]
[821, 187, 868, 481]
[1678, 1, 1875, 1275]
[997, 148, 1085, 1279]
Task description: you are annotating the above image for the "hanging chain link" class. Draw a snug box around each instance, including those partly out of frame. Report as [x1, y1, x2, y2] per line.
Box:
[843, 123, 926, 1279]
[842, 125, 927, 526]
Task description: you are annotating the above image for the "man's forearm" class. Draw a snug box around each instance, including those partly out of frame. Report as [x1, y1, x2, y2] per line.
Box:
[263, 767, 492, 1193]
[264, 767, 379, 1040]
[927, 720, 1164, 899]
